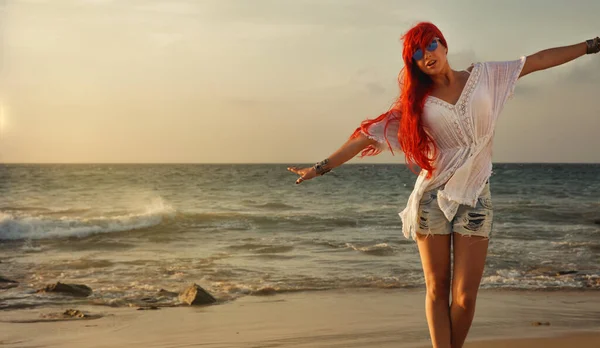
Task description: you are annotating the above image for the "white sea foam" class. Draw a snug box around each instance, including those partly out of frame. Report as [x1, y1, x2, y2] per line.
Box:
[480, 268, 590, 289]
[0, 198, 175, 240]
[345, 242, 395, 256]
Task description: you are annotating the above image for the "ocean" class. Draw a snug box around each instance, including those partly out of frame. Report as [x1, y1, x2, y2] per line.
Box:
[1, 163, 599, 310]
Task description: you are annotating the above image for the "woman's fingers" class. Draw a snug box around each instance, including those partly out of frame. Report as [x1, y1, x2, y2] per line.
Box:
[288, 166, 307, 175]
[288, 166, 311, 184]
[288, 166, 319, 184]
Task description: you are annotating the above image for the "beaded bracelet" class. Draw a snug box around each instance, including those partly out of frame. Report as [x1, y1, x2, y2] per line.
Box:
[313, 159, 332, 176]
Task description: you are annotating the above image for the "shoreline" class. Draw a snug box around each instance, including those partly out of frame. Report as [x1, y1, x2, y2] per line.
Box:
[2, 288, 600, 347]
[461, 331, 600, 348]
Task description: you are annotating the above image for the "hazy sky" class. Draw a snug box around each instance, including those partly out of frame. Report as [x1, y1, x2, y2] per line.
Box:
[1, 0, 599, 163]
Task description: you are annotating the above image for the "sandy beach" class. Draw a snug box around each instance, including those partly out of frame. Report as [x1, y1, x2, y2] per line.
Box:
[1, 288, 599, 347]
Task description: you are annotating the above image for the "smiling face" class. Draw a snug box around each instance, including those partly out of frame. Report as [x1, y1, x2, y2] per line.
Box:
[413, 38, 448, 76]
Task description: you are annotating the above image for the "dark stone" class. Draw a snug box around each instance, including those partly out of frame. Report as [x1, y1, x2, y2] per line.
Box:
[531, 321, 551, 326]
[594, 219, 600, 225]
[41, 309, 91, 319]
[585, 278, 600, 288]
[37, 282, 92, 297]
[140, 297, 159, 303]
[63, 309, 88, 318]
[179, 284, 216, 306]
[6, 309, 101, 323]
[137, 306, 160, 310]
[0, 276, 18, 290]
[556, 270, 578, 276]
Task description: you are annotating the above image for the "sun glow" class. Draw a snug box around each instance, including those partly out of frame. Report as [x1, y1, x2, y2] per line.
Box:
[0, 101, 7, 136]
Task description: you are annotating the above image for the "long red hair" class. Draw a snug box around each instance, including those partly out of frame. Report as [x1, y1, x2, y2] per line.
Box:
[350, 22, 446, 178]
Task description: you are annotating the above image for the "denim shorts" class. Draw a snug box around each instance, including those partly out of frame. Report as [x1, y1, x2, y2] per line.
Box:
[416, 181, 494, 238]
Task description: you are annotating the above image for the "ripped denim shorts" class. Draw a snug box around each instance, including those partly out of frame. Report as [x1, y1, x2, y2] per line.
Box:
[416, 180, 493, 238]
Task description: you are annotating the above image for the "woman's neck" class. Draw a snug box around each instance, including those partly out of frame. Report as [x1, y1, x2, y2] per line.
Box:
[429, 64, 461, 88]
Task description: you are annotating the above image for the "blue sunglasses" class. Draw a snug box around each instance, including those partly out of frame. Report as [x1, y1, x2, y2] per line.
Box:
[412, 38, 440, 61]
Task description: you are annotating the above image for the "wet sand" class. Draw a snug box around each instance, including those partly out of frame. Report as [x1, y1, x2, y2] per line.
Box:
[1, 289, 599, 347]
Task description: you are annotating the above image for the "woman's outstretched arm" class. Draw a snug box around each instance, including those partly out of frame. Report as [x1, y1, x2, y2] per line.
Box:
[520, 37, 599, 78]
[287, 133, 377, 185]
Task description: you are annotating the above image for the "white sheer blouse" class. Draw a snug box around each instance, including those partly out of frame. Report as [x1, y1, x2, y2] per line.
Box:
[360, 57, 526, 240]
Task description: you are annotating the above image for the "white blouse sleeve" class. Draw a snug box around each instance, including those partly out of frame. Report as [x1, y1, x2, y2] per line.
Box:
[484, 56, 527, 116]
[360, 111, 401, 152]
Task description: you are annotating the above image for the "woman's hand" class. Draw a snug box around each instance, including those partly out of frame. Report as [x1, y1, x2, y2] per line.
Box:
[287, 166, 317, 185]
[286, 132, 379, 185]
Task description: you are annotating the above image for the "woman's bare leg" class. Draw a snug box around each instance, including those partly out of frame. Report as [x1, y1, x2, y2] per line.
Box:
[416, 233, 452, 348]
[450, 234, 489, 348]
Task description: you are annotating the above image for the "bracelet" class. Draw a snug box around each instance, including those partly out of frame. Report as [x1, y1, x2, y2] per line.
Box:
[586, 37, 600, 54]
[313, 159, 331, 176]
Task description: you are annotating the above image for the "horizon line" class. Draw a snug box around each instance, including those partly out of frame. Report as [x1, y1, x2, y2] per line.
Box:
[1, 162, 599, 165]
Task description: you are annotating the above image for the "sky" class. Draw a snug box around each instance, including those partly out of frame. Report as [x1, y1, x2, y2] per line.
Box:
[1, 0, 599, 164]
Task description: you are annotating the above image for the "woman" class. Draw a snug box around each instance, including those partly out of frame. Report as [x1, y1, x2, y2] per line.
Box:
[287, 22, 599, 348]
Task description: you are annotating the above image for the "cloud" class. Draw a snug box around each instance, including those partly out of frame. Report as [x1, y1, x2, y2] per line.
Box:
[202, 0, 414, 29]
[348, 68, 396, 96]
[365, 82, 387, 96]
[447, 49, 479, 70]
[148, 32, 184, 48]
[513, 84, 538, 97]
[80, 0, 116, 4]
[561, 56, 600, 84]
[514, 56, 600, 97]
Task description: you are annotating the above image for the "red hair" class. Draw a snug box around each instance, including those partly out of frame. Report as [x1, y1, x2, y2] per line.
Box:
[350, 22, 446, 178]
[350, 109, 400, 157]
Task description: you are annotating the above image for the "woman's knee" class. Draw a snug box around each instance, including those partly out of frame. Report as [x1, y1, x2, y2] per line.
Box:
[452, 289, 477, 310]
[425, 276, 451, 302]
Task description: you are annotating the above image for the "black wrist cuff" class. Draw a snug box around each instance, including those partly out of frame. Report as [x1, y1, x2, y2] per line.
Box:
[586, 37, 600, 54]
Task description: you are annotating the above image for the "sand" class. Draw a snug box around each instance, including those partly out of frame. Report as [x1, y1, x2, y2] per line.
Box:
[1, 289, 599, 347]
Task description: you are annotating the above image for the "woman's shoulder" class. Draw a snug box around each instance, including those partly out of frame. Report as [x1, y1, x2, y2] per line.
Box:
[478, 57, 527, 71]
[466, 62, 484, 72]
